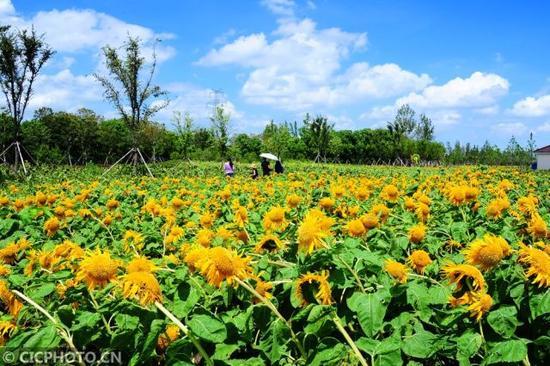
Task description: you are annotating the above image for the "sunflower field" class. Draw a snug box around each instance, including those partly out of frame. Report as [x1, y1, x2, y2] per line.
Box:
[0, 163, 548, 365]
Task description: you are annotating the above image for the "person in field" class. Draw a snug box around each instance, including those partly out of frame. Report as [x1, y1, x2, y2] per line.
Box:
[223, 158, 234, 177]
[275, 159, 284, 174]
[250, 164, 259, 179]
[261, 158, 272, 176]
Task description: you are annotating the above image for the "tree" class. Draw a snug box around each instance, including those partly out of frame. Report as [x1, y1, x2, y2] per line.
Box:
[415, 114, 434, 141]
[387, 104, 417, 159]
[262, 120, 292, 160]
[94, 36, 168, 175]
[172, 111, 194, 160]
[210, 105, 230, 159]
[302, 114, 333, 162]
[0, 25, 54, 171]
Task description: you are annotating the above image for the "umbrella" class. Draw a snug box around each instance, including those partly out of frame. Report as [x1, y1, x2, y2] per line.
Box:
[260, 153, 279, 161]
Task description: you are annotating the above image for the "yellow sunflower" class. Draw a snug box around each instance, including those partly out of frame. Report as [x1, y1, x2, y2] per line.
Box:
[0, 321, 16, 346]
[75, 249, 120, 290]
[297, 209, 335, 254]
[198, 247, 252, 288]
[254, 234, 284, 253]
[120, 271, 162, 306]
[518, 245, 550, 288]
[44, 217, 60, 236]
[0, 280, 23, 317]
[184, 246, 209, 272]
[407, 250, 432, 274]
[346, 219, 367, 237]
[442, 263, 485, 292]
[295, 271, 332, 306]
[262, 206, 288, 232]
[126, 256, 157, 274]
[408, 224, 426, 244]
[467, 292, 493, 322]
[380, 184, 399, 202]
[527, 214, 548, 238]
[384, 259, 409, 283]
[463, 234, 511, 271]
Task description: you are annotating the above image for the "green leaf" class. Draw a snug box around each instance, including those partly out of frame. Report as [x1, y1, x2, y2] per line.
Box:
[308, 338, 348, 366]
[257, 319, 290, 362]
[172, 283, 200, 318]
[188, 314, 227, 343]
[304, 305, 332, 334]
[487, 306, 518, 338]
[483, 340, 527, 365]
[456, 331, 482, 364]
[23, 325, 61, 349]
[212, 343, 241, 360]
[347, 289, 389, 337]
[27, 283, 56, 299]
[529, 291, 550, 319]
[402, 330, 438, 358]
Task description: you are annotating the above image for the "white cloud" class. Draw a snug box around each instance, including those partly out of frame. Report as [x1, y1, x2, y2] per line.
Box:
[198, 18, 431, 111]
[536, 122, 550, 132]
[491, 122, 528, 136]
[262, 0, 295, 17]
[0, 0, 14, 15]
[0, 5, 176, 63]
[28, 69, 102, 111]
[511, 94, 550, 117]
[397, 72, 509, 109]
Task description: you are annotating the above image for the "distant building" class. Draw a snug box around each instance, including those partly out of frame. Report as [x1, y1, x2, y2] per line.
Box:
[534, 145, 550, 170]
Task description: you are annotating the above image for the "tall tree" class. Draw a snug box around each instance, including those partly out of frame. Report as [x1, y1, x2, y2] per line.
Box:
[210, 105, 230, 159]
[387, 104, 417, 159]
[415, 114, 434, 141]
[172, 111, 194, 160]
[0, 26, 54, 141]
[262, 120, 292, 160]
[303, 114, 333, 162]
[94, 36, 168, 145]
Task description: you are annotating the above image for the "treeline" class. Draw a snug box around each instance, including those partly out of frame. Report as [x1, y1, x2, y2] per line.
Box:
[0, 105, 537, 166]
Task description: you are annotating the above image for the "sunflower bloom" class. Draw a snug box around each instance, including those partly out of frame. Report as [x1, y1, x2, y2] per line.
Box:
[184, 246, 209, 272]
[198, 247, 252, 288]
[371, 204, 390, 223]
[255, 234, 284, 253]
[297, 209, 334, 254]
[0, 280, 23, 317]
[385, 259, 409, 283]
[360, 213, 379, 229]
[234, 206, 248, 227]
[44, 217, 60, 236]
[127, 256, 158, 273]
[295, 271, 332, 306]
[346, 219, 367, 237]
[196, 229, 214, 247]
[467, 292, 493, 322]
[0, 321, 16, 346]
[262, 206, 288, 232]
[408, 224, 426, 244]
[518, 246, 550, 288]
[463, 234, 511, 271]
[120, 271, 162, 305]
[407, 250, 432, 274]
[286, 194, 302, 208]
[442, 263, 485, 292]
[157, 324, 181, 350]
[380, 185, 399, 202]
[123, 230, 145, 251]
[76, 249, 120, 290]
[527, 214, 548, 238]
[254, 280, 273, 301]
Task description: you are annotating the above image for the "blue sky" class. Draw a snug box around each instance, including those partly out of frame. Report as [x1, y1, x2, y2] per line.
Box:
[2, 0, 550, 147]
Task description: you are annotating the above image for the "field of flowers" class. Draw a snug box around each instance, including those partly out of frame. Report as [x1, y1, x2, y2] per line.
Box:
[0, 162, 548, 365]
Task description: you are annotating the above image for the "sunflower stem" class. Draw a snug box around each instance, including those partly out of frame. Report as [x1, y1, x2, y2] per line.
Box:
[337, 256, 366, 293]
[332, 314, 369, 366]
[88, 289, 113, 335]
[154, 301, 213, 366]
[13, 290, 86, 366]
[234, 277, 307, 361]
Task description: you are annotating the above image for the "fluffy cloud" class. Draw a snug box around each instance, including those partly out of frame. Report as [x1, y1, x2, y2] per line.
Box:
[0, 3, 175, 63]
[262, 0, 295, 17]
[491, 122, 528, 136]
[511, 95, 550, 117]
[536, 122, 550, 132]
[396, 72, 509, 109]
[28, 69, 102, 111]
[199, 18, 431, 111]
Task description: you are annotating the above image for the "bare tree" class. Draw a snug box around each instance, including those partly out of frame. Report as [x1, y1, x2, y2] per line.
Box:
[0, 25, 54, 172]
[94, 36, 169, 176]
